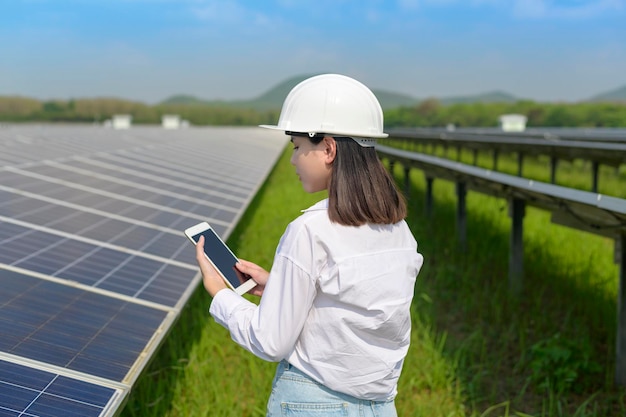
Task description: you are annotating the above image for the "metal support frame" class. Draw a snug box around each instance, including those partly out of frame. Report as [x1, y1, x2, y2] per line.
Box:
[617, 234, 626, 386]
[425, 175, 434, 217]
[509, 198, 526, 295]
[377, 144, 626, 388]
[456, 182, 467, 249]
[550, 156, 558, 184]
[592, 161, 599, 193]
[404, 166, 411, 198]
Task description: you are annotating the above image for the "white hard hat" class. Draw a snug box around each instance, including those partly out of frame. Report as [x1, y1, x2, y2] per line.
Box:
[260, 74, 388, 146]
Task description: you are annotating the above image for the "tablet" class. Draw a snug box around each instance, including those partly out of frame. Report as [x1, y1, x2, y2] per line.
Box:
[184, 222, 257, 295]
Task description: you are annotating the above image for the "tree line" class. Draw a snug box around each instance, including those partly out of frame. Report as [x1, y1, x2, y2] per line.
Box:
[0, 97, 279, 126]
[385, 98, 626, 128]
[1, 96, 625, 128]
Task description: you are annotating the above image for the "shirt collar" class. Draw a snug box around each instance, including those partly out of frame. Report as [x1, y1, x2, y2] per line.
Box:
[301, 198, 328, 213]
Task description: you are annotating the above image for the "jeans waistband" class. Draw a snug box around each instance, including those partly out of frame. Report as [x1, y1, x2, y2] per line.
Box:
[276, 360, 394, 406]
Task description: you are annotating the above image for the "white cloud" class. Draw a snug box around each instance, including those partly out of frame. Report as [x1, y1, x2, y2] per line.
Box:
[513, 0, 625, 19]
[190, 0, 248, 22]
[395, 0, 625, 18]
[186, 0, 281, 32]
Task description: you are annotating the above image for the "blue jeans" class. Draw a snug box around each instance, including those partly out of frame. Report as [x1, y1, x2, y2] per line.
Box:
[266, 361, 398, 417]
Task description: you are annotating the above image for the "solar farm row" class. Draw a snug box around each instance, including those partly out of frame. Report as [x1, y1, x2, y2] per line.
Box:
[386, 128, 626, 167]
[376, 141, 626, 385]
[0, 125, 287, 416]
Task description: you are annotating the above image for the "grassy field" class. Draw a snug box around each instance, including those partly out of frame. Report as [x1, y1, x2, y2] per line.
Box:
[121, 144, 624, 416]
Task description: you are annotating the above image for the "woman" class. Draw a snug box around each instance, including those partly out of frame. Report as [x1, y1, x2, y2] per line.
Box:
[196, 74, 424, 416]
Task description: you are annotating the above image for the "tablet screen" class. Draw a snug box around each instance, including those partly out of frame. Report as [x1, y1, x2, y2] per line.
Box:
[189, 228, 249, 289]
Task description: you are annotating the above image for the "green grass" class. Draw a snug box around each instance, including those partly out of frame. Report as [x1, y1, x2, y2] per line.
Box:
[121, 144, 625, 417]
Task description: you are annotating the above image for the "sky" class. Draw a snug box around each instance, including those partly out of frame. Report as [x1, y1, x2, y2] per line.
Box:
[1, 0, 625, 104]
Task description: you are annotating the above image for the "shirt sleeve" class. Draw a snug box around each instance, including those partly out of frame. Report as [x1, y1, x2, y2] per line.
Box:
[208, 229, 318, 362]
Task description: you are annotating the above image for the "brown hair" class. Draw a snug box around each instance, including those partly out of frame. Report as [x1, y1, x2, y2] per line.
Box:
[315, 136, 407, 226]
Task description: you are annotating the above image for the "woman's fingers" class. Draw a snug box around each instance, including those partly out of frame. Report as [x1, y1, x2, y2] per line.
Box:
[236, 259, 269, 285]
[195, 235, 227, 296]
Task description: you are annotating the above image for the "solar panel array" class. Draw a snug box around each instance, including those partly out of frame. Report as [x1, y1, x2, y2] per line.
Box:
[0, 124, 287, 416]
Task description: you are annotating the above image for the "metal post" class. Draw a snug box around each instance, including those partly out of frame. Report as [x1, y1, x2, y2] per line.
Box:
[617, 234, 626, 386]
[592, 161, 599, 193]
[425, 176, 434, 217]
[550, 156, 558, 184]
[456, 182, 467, 250]
[404, 166, 411, 199]
[509, 198, 525, 295]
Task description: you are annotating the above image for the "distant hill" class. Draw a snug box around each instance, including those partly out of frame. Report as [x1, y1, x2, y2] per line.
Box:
[160, 74, 421, 110]
[245, 74, 316, 110]
[440, 90, 520, 105]
[587, 85, 626, 102]
[160, 74, 318, 111]
[159, 75, 529, 111]
[373, 90, 421, 109]
[160, 94, 211, 105]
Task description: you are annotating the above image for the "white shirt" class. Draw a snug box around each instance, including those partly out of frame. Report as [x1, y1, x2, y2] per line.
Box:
[209, 199, 424, 401]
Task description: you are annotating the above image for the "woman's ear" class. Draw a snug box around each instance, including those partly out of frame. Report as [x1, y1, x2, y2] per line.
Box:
[322, 136, 337, 164]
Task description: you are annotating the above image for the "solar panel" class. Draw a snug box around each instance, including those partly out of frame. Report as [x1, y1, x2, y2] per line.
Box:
[0, 124, 287, 416]
[0, 358, 121, 417]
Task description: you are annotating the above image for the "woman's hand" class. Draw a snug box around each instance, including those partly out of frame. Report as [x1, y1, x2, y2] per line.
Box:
[195, 235, 228, 297]
[235, 259, 269, 297]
